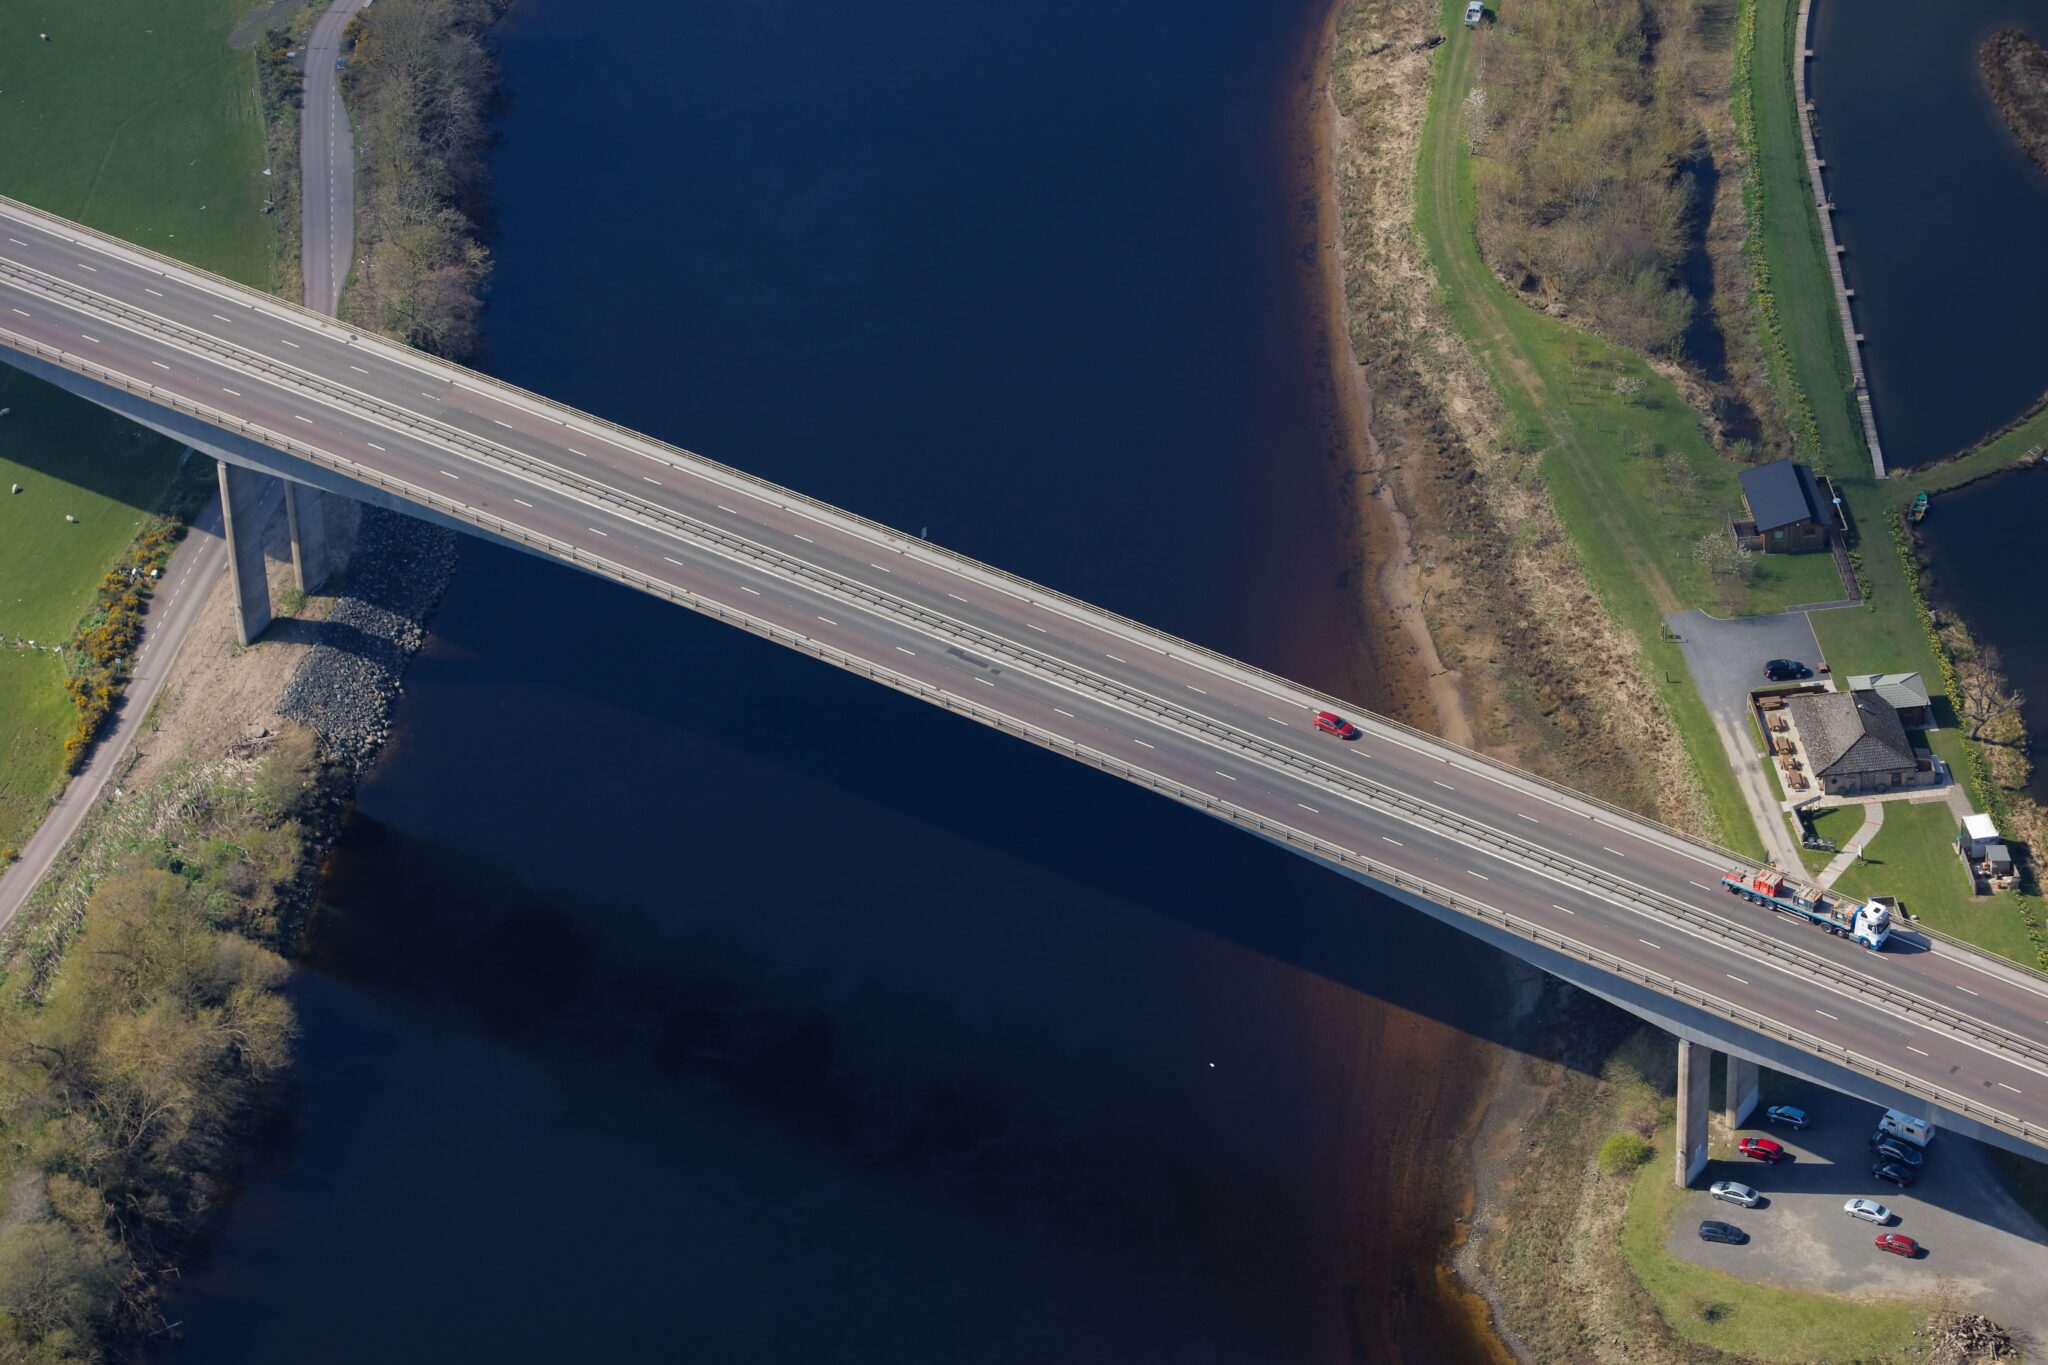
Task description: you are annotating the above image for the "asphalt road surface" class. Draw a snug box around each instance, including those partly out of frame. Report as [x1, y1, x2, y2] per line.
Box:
[8, 194, 2048, 1152]
[300, 0, 373, 316]
[0, 486, 230, 930]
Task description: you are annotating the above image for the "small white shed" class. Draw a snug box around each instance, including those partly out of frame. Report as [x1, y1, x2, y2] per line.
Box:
[1959, 813, 2001, 859]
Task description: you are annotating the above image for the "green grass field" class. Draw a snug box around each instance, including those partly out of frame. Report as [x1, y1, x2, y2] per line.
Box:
[1621, 1120, 1926, 1361]
[0, 651, 71, 854]
[0, 375, 183, 642]
[1416, 0, 1768, 853]
[0, 0, 278, 285]
[0, 0, 273, 854]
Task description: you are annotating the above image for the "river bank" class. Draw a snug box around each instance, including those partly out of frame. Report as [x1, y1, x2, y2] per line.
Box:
[0, 493, 456, 1356]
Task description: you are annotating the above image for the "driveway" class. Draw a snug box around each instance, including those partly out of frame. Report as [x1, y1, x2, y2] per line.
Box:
[1666, 608, 1824, 868]
[1668, 1080, 2048, 1347]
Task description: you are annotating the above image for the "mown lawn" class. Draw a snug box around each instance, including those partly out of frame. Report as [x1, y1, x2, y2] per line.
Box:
[1623, 1120, 1927, 1361]
[1830, 798, 2037, 963]
[1417, 0, 1763, 853]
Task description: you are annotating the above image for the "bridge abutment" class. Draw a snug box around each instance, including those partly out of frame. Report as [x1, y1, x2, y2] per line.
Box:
[1677, 1039, 1712, 1187]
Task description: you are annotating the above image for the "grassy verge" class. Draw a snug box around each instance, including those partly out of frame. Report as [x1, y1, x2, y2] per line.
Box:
[1621, 1118, 1926, 1360]
[1416, 0, 1763, 854]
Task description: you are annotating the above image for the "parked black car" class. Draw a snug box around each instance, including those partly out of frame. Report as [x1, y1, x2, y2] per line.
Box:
[1872, 1162, 1916, 1188]
[1870, 1135, 1926, 1169]
[1699, 1220, 1747, 1245]
[1764, 659, 1813, 681]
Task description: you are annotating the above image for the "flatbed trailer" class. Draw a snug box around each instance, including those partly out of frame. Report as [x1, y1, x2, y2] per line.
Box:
[1721, 869, 1893, 949]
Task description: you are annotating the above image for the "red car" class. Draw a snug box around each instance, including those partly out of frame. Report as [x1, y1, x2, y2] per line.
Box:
[1875, 1233, 1919, 1258]
[1313, 711, 1359, 740]
[1738, 1137, 1785, 1163]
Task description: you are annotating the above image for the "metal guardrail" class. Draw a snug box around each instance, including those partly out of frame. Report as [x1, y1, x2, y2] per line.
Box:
[9, 197, 2048, 1076]
[9, 326, 2048, 1144]
[0, 195, 1813, 878]
[15, 313, 2048, 1105]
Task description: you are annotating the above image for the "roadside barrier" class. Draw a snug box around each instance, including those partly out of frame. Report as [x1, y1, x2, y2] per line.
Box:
[7, 197, 2048, 1124]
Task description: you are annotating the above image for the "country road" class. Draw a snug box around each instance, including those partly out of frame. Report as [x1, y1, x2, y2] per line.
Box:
[301, 0, 373, 316]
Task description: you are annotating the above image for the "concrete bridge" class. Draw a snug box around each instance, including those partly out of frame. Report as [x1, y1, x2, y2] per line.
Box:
[5, 193, 2046, 1184]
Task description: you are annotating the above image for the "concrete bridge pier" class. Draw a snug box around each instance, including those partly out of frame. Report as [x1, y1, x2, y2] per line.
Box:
[217, 462, 276, 645]
[1677, 1039, 1712, 1186]
[284, 482, 330, 592]
[1725, 1054, 1760, 1130]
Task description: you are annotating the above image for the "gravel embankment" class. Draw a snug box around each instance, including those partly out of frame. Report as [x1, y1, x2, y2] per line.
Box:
[279, 507, 459, 771]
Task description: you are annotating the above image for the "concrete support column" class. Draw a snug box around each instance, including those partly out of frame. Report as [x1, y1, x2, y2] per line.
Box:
[284, 481, 330, 592]
[1723, 1054, 1760, 1130]
[1676, 1039, 1711, 1187]
[217, 461, 275, 646]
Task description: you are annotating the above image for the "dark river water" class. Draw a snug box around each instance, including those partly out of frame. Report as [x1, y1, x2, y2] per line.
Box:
[1809, 0, 2048, 466]
[1920, 469, 2048, 803]
[162, 0, 1524, 1360]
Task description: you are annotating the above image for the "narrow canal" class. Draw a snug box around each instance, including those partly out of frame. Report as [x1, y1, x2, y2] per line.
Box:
[1808, 0, 2048, 467]
[162, 0, 1522, 1360]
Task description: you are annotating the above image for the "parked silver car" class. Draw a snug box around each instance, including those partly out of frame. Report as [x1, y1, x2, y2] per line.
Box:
[1710, 1180, 1761, 1208]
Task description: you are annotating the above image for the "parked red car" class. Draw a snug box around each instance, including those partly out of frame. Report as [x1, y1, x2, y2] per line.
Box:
[1738, 1137, 1785, 1163]
[1314, 711, 1359, 740]
[1875, 1233, 1919, 1258]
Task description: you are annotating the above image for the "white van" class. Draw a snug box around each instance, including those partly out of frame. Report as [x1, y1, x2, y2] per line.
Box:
[1879, 1109, 1934, 1148]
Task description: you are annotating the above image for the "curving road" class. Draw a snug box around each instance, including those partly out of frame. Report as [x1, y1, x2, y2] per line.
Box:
[7, 193, 2048, 1154]
[300, 0, 372, 316]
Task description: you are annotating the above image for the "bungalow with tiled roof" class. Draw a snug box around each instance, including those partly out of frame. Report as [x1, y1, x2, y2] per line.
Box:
[1786, 689, 1933, 795]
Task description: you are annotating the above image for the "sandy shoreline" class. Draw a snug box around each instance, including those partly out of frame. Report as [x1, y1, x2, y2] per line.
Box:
[1296, 2, 1524, 1361]
[1303, 2, 1476, 748]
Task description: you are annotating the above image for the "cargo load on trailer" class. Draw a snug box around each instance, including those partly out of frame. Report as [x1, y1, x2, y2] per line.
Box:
[1720, 868, 1893, 949]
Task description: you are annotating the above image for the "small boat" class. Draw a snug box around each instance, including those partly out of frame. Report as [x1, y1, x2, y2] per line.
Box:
[1908, 491, 1929, 523]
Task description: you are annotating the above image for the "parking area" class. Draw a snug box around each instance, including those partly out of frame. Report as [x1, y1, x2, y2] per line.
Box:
[1668, 1081, 2048, 1341]
[1666, 608, 1826, 867]
[1666, 608, 1826, 744]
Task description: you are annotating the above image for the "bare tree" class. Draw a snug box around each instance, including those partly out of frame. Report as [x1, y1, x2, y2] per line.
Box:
[1959, 645, 2027, 742]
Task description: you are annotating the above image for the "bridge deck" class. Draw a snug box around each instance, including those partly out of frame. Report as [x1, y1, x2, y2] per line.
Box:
[5, 194, 2047, 1152]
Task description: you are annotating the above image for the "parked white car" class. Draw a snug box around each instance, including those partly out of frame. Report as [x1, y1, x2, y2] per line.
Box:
[1844, 1198, 1893, 1225]
[1710, 1181, 1761, 1208]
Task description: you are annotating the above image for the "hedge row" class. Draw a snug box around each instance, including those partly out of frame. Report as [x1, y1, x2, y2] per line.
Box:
[59, 521, 183, 770]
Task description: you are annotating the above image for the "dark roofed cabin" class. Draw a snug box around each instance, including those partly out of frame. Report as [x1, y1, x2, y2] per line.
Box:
[1738, 460, 1836, 554]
